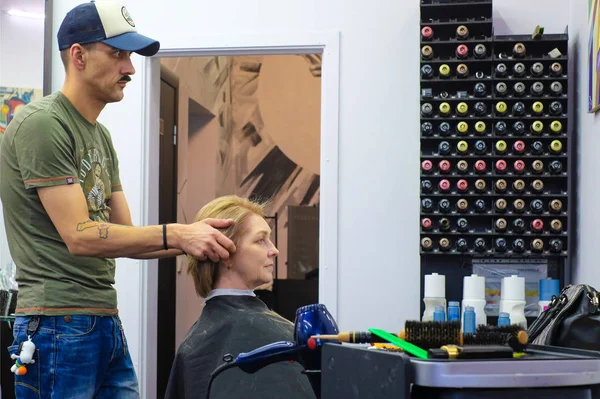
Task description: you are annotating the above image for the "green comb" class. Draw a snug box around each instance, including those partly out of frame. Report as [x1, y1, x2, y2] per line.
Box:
[368, 328, 429, 360]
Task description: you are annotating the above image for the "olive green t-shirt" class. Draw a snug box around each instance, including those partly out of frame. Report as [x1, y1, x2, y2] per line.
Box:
[0, 91, 122, 316]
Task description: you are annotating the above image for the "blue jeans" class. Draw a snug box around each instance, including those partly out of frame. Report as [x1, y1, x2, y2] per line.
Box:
[7, 315, 139, 398]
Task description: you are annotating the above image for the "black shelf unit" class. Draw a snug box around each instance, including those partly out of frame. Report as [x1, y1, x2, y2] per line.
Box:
[419, 0, 571, 320]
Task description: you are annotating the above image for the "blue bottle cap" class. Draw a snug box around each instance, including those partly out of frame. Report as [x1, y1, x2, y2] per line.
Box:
[433, 305, 446, 322]
[448, 302, 460, 322]
[498, 312, 510, 327]
[539, 279, 560, 301]
[463, 306, 476, 334]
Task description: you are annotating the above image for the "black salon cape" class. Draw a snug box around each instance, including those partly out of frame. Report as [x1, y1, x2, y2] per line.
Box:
[164, 295, 316, 399]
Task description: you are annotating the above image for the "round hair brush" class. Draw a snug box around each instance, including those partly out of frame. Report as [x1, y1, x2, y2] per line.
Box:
[398, 320, 528, 352]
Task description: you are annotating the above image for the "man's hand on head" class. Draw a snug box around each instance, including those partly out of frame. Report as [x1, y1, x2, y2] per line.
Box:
[175, 218, 236, 262]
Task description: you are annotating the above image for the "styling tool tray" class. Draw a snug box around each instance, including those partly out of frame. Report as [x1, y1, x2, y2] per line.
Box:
[321, 343, 600, 399]
[412, 344, 600, 388]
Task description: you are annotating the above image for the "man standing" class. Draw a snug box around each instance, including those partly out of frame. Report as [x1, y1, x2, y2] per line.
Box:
[0, 1, 235, 397]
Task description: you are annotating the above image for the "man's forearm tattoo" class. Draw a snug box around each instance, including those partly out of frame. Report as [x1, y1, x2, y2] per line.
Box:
[77, 220, 110, 239]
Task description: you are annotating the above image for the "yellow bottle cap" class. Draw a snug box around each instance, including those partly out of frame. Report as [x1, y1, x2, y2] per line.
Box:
[496, 102, 507, 113]
[439, 102, 451, 114]
[439, 64, 451, 76]
[551, 140, 562, 152]
[532, 121, 544, 133]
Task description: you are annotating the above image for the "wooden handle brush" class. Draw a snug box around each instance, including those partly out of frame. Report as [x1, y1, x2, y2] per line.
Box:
[311, 331, 390, 344]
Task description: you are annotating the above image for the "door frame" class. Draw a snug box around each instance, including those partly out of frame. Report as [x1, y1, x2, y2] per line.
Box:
[157, 65, 179, 399]
[137, 32, 340, 398]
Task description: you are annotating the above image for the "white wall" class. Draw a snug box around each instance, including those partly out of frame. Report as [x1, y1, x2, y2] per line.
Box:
[570, 0, 600, 287]
[0, 8, 2, 83]
[493, 0, 570, 36]
[48, 0, 573, 397]
[0, 7, 44, 88]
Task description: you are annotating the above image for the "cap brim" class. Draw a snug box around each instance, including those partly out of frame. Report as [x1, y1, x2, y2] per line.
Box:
[102, 32, 160, 56]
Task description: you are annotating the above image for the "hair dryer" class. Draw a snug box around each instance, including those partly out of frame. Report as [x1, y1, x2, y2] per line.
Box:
[206, 303, 339, 399]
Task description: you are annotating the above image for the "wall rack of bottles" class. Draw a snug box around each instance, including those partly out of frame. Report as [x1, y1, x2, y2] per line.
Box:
[420, 1, 570, 259]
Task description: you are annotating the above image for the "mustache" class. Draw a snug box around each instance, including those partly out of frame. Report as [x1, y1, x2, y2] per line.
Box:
[118, 75, 132, 82]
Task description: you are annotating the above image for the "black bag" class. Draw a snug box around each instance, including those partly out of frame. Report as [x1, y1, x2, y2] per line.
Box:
[527, 284, 600, 350]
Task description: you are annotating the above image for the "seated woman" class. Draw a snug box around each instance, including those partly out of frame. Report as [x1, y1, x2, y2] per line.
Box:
[164, 195, 316, 399]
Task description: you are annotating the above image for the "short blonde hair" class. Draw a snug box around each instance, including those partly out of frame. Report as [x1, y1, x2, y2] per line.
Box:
[188, 195, 267, 297]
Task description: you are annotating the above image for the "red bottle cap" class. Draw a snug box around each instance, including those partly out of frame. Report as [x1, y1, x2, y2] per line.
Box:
[439, 179, 451, 191]
[457, 179, 468, 191]
[422, 160, 433, 171]
[421, 26, 433, 39]
[439, 160, 451, 172]
[532, 219, 544, 231]
[514, 160, 525, 171]
[456, 44, 469, 57]
[421, 218, 432, 229]
[513, 140, 525, 153]
[495, 160, 507, 171]
[475, 160, 486, 171]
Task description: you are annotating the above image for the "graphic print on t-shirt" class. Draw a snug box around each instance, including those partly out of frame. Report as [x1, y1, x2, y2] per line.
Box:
[79, 147, 112, 222]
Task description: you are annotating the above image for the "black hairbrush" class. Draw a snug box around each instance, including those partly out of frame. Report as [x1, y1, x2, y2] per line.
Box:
[399, 320, 528, 352]
[399, 320, 463, 349]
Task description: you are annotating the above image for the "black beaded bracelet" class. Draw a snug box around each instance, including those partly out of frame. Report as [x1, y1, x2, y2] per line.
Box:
[162, 223, 168, 250]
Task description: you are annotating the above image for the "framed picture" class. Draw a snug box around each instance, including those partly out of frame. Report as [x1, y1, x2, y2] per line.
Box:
[0, 87, 43, 134]
[589, 0, 600, 112]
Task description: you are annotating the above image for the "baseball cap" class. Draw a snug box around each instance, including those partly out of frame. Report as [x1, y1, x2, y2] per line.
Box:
[57, 1, 160, 56]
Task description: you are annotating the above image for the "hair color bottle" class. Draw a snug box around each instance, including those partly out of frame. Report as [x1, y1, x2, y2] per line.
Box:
[462, 274, 487, 327]
[500, 275, 527, 329]
[422, 273, 446, 322]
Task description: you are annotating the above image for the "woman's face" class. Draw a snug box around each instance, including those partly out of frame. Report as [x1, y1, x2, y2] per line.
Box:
[230, 214, 279, 289]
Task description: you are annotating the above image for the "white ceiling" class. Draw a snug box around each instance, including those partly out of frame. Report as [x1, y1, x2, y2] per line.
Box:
[0, 0, 45, 14]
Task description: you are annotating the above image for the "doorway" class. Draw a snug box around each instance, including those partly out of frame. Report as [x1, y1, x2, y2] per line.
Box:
[139, 33, 340, 398]
[156, 53, 322, 395]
